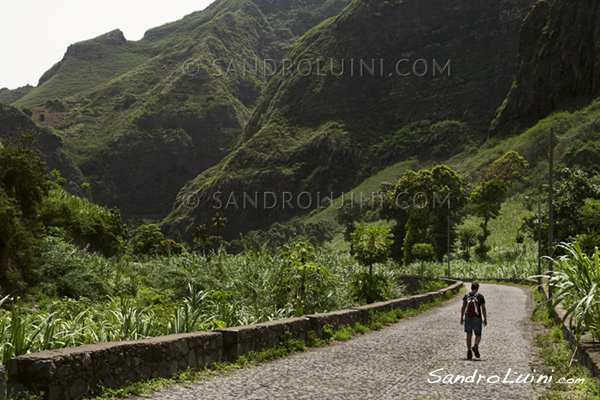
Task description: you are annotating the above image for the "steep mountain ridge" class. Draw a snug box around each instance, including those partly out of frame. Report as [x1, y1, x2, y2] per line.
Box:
[163, 0, 535, 240]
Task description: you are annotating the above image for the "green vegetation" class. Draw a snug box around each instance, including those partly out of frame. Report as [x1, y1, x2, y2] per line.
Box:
[0, 135, 128, 291]
[0, 239, 413, 365]
[384, 164, 468, 264]
[349, 224, 394, 303]
[40, 186, 128, 257]
[470, 151, 529, 258]
[532, 289, 600, 399]
[545, 243, 600, 351]
[2, 0, 600, 394]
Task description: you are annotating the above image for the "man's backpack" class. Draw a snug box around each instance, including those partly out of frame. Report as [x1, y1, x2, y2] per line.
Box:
[466, 292, 480, 317]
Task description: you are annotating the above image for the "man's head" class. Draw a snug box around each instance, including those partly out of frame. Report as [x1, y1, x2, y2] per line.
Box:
[471, 282, 480, 291]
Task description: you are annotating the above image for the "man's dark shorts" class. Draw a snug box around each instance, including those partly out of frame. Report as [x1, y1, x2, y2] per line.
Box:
[464, 316, 482, 336]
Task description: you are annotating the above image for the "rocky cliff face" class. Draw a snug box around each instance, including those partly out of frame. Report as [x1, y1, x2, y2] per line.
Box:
[491, 0, 600, 136]
[163, 0, 535, 240]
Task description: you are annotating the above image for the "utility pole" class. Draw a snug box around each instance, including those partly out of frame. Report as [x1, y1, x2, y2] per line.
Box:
[537, 197, 542, 283]
[548, 129, 554, 266]
[548, 129, 555, 296]
[447, 216, 451, 278]
[525, 196, 543, 284]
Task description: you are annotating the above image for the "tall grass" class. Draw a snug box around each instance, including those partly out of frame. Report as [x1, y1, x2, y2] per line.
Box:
[545, 243, 600, 357]
[0, 242, 392, 365]
[401, 256, 537, 280]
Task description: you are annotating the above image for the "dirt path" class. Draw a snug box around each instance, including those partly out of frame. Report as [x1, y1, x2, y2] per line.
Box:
[132, 284, 542, 400]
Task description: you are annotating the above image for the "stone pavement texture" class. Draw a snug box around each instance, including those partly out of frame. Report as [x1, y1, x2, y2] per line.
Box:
[132, 284, 542, 400]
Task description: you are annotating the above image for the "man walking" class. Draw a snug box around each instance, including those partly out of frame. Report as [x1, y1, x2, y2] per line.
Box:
[460, 282, 487, 360]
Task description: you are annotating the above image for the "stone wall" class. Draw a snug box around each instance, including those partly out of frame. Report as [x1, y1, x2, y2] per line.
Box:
[7, 332, 222, 400]
[5, 278, 462, 399]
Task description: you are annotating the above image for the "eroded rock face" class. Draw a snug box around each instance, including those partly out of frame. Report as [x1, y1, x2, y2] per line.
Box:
[491, 0, 600, 136]
[246, 0, 534, 139]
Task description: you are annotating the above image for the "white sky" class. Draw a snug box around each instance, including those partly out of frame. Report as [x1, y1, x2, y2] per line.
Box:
[0, 0, 216, 90]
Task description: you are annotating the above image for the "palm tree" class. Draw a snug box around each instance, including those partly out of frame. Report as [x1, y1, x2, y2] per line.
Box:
[210, 213, 228, 237]
[209, 213, 228, 254]
[193, 224, 210, 247]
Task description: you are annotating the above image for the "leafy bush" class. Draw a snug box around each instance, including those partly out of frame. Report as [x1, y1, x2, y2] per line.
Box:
[350, 271, 394, 304]
[40, 188, 128, 257]
[38, 235, 110, 300]
[129, 224, 170, 256]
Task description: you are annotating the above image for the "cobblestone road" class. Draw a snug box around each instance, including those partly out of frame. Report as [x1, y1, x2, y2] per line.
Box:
[133, 284, 542, 400]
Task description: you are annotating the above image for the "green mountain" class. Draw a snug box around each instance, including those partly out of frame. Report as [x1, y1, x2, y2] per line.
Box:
[163, 0, 534, 239]
[1, 0, 353, 217]
[3, 0, 599, 246]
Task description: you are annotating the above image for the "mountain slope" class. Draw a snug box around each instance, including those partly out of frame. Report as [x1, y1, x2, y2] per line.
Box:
[2, 0, 353, 218]
[163, 0, 535, 240]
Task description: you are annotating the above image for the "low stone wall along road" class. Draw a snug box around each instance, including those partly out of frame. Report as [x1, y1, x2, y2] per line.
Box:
[133, 284, 541, 400]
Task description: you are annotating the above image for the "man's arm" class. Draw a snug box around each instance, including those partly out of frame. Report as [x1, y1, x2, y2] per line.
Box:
[481, 303, 487, 326]
[460, 300, 466, 325]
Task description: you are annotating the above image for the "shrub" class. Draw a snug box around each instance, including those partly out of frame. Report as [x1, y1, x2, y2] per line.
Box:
[38, 235, 110, 300]
[40, 188, 128, 257]
[350, 271, 393, 304]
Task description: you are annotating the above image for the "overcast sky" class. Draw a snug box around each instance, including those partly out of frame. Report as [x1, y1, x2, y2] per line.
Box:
[0, 0, 216, 90]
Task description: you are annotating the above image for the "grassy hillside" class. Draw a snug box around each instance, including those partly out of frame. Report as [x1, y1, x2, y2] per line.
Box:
[13, 31, 150, 109]
[306, 97, 600, 228]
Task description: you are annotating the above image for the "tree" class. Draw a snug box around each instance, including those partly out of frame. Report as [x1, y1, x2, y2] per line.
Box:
[279, 242, 330, 317]
[564, 140, 600, 175]
[130, 224, 166, 256]
[412, 243, 435, 276]
[520, 168, 600, 251]
[210, 213, 228, 237]
[0, 135, 50, 286]
[349, 224, 394, 304]
[471, 151, 528, 258]
[335, 200, 365, 243]
[553, 168, 600, 244]
[193, 224, 210, 247]
[480, 150, 529, 185]
[388, 165, 467, 263]
[0, 134, 50, 217]
[209, 213, 228, 255]
[470, 179, 508, 256]
[456, 225, 478, 261]
[575, 198, 600, 252]
[350, 224, 394, 276]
